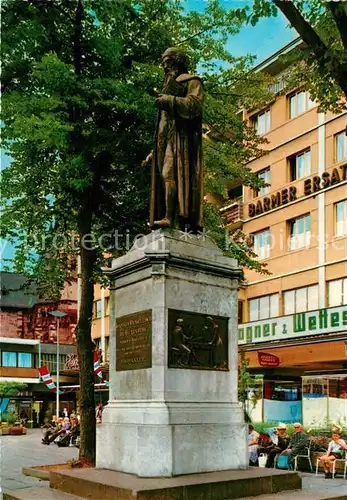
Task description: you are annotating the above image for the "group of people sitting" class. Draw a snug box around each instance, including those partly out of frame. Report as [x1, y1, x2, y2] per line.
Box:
[41, 412, 80, 447]
[248, 422, 304, 469]
[248, 422, 347, 476]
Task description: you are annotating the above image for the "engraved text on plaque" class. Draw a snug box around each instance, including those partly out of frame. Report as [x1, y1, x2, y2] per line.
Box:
[116, 310, 152, 371]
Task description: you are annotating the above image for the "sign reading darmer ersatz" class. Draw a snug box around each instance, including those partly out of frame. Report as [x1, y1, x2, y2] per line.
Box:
[239, 305, 347, 345]
[116, 310, 152, 371]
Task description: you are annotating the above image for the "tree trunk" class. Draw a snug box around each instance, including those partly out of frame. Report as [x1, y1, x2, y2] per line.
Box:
[76, 233, 96, 464]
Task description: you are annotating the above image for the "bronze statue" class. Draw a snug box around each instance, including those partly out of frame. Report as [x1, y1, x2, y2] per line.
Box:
[145, 47, 204, 232]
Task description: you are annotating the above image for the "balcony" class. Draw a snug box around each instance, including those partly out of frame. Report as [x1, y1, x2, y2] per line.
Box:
[220, 200, 244, 229]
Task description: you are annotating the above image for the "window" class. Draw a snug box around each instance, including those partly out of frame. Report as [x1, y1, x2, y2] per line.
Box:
[228, 185, 243, 202]
[336, 200, 347, 237]
[289, 90, 315, 119]
[95, 300, 102, 319]
[238, 301, 244, 324]
[18, 353, 32, 368]
[254, 167, 271, 197]
[39, 353, 67, 373]
[289, 214, 311, 250]
[284, 285, 318, 315]
[1, 351, 33, 368]
[289, 150, 311, 181]
[335, 131, 347, 162]
[252, 109, 271, 135]
[328, 278, 347, 307]
[253, 229, 270, 259]
[249, 294, 279, 321]
[2, 351, 17, 367]
[105, 297, 110, 316]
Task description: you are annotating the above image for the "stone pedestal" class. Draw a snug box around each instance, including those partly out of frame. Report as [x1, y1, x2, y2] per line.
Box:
[96, 229, 248, 477]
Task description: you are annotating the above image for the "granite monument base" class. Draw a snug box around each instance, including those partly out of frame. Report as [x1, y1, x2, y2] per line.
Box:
[96, 229, 247, 477]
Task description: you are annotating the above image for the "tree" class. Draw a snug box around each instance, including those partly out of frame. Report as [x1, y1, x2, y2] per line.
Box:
[248, 1, 347, 111]
[1, 0, 271, 463]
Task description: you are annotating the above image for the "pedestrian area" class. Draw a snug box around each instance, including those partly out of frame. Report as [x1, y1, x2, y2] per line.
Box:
[0, 429, 77, 493]
[1, 430, 347, 499]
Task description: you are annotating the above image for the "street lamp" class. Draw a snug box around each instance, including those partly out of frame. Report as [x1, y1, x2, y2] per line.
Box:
[48, 311, 67, 419]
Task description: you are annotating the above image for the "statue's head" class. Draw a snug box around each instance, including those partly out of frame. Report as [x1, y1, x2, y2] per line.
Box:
[162, 47, 189, 78]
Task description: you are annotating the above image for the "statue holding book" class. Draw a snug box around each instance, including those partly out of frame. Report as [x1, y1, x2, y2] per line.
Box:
[145, 47, 204, 232]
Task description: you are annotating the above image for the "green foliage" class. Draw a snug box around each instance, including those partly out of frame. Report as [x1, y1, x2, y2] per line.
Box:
[2, 411, 18, 426]
[1, 0, 271, 290]
[247, 0, 347, 112]
[0, 382, 27, 397]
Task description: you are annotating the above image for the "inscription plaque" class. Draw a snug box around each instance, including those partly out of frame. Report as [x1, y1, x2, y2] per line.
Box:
[168, 309, 228, 370]
[116, 310, 152, 371]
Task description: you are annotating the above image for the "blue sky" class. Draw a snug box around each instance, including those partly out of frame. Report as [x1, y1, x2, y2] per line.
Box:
[185, 0, 297, 63]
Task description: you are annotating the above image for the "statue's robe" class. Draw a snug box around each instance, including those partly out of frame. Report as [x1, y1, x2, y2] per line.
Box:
[149, 73, 204, 231]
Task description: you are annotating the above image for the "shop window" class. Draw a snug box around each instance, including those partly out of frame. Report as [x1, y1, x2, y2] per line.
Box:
[2, 351, 17, 367]
[328, 278, 347, 307]
[254, 167, 271, 197]
[249, 294, 279, 321]
[288, 90, 315, 119]
[303, 377, 328, 398]
[288, 214, 311, 250]
[18, 353, 32, 368]
[264, 380, 301, 401]
[284, 284, 318, 315]
[253, 228, 271, 259]
[251, 109, 271, 135]
[335, 199, 347, 237]
[288, 149, 311, 181]
[335, 131, 347, 162]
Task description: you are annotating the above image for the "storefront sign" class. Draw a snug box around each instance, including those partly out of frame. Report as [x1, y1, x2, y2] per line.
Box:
[248, 165, 347, 218]
[258, 351, 280, 366]
[239, 305, 347, 345]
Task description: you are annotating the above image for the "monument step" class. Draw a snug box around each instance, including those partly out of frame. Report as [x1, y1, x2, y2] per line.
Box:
[47, 467, 301, 499]
[237, 490, 347, 500]
[3, 486, 83, 500]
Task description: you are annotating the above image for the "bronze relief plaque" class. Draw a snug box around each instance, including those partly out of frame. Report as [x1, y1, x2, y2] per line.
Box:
[168, 309, 228, 370]
[116, 310, 152, 371]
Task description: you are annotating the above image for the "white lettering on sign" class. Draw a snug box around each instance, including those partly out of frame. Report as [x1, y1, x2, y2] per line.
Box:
[238, 306, 347, 345]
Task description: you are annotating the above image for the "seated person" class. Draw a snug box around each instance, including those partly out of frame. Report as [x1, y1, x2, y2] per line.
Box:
[281, 422, 309, 470]
[259, 424, 290, 468]
[248, 424, 260, 466]
[318, 431, 347, 478]
[41, 416, 58, 444]
[44, 417, 65, 445]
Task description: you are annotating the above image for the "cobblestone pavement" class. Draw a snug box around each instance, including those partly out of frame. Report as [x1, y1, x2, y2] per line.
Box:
[0, 428, 78, 493]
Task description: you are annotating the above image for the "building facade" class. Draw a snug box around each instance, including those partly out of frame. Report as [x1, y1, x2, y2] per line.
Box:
[0, 272, 78, 424]
[89, 41, 347, 426]
[224, 42, 347, 426]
